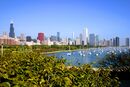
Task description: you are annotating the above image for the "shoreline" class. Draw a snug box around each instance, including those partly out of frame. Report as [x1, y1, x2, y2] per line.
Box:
[42, 47, 130, 54]
[42, 49, 85, 54]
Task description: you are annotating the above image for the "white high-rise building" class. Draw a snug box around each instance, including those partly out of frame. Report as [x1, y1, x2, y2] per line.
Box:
[72, 32, 75, 45]
[72, 32, 75, 40]
[82, 28, 89, 45]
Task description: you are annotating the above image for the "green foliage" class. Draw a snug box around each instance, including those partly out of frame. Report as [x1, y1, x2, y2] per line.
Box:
[0, 48, 119, 87]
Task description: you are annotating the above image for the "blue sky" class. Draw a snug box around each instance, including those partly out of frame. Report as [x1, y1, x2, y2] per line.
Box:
[0, 0, 130, 40]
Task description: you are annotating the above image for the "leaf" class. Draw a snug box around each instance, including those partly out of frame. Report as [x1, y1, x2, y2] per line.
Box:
[0, 82, 11, 87]
[2, 74, 8, 78]
[40, 79, 45, 84]
[64, 77, 72, 86]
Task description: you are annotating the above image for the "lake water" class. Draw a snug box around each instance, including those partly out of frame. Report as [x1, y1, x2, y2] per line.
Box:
[48, 47, 130, 67]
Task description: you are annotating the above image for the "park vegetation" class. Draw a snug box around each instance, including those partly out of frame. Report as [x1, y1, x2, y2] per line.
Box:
[0, 45, 120, 87]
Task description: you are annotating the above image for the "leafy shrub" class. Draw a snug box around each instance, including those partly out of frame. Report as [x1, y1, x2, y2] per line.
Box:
[0, 51, 119, 87]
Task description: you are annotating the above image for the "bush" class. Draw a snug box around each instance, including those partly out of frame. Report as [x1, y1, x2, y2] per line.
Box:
[0, 51, 119, 87]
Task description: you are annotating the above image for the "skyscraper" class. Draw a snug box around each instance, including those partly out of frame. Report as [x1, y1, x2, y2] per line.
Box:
[82, 28, 89, 45]
[125, 38, 129, 47]
[50, 35, 57, 41]
[116, 37, 120, 46]
[113, 38, 116, 46]
[37, 32, 44, 43]
[72, 32, 75, 40]
[89, 34, 95, 46]
[95, 35, 99, 46]
[57, 32, 60, 42]
[9, 21, 15, 38]
[26, 36, 32, 42]
[110, 39, 113, 46]
[19, 33, 25, 42]
[75, 37, 80, 45]
[72, 32, 75, 45]
[113, 37, 120, 47]
[79, 33, 82, 45]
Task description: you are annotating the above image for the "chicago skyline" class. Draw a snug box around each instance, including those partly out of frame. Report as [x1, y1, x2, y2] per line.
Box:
[1, 21, 129, 47]
[1, 20, 130, 46]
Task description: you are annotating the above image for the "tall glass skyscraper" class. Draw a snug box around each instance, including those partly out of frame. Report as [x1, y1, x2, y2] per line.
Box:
[82, 28, 89, 45]
[113, 37, 120, 47]
[79, 33, 82, 45]
[125, 38, 129, 47]
[95, 35, 99, 46]
[89, 34, 95, 46]
[9, 21, 15, 38]
[57, 32, 60, 42]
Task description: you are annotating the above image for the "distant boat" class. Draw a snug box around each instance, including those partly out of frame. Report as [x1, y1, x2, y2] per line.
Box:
[82, 54, 85, 56]
[89, 52, 92, 55]
[78, 51, 81, 54]
[78, 51, 82, 56]
[96, 53, 99, 56]
[107, 52, 110, 54]
[67, 53, 71, 56]
[79, 53, 83, 56]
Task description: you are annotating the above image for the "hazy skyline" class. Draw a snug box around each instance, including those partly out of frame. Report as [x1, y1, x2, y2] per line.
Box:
[0, 0, 130, 40]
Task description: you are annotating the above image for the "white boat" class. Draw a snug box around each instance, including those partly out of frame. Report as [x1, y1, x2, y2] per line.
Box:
[67, 53, 71, 56]
[96, 53, 99, 56]
[89, 52, 92, 55]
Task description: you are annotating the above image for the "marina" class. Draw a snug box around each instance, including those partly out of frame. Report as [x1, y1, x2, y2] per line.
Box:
[49, 47, 130, 68]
